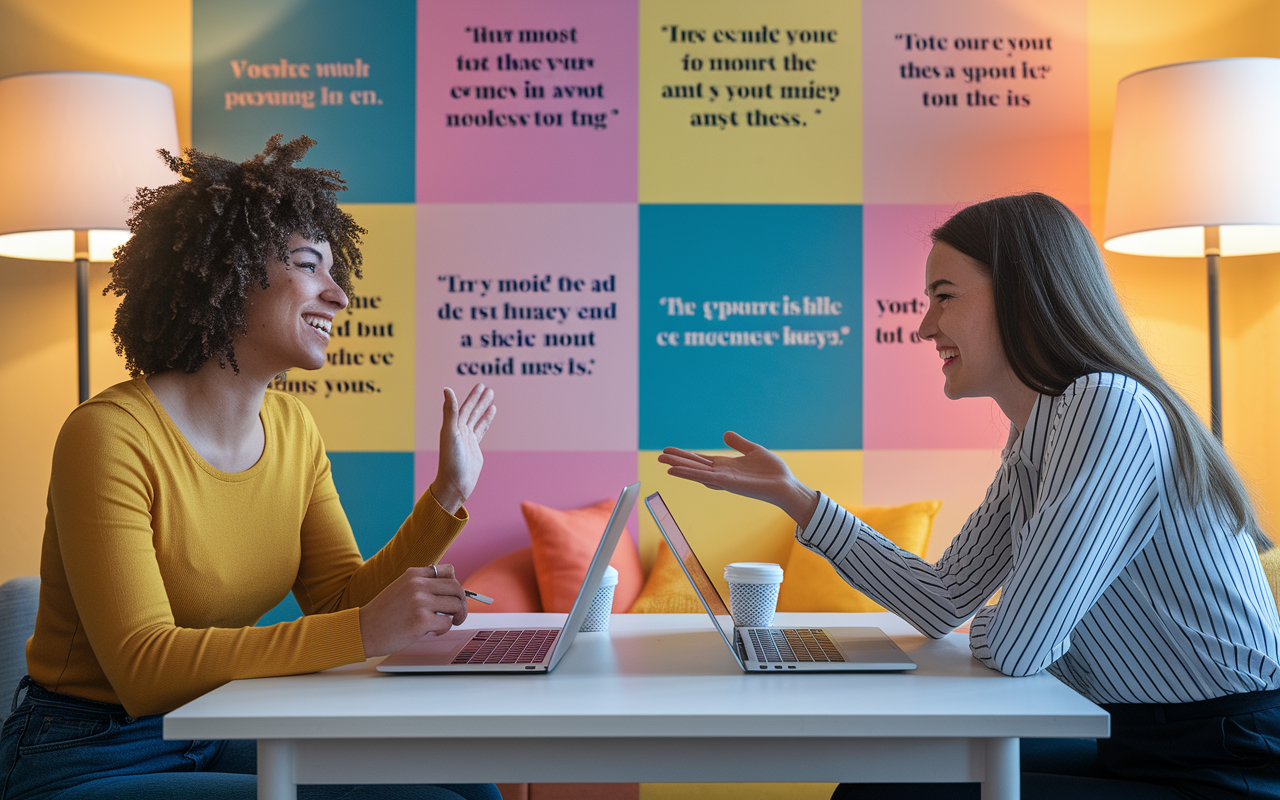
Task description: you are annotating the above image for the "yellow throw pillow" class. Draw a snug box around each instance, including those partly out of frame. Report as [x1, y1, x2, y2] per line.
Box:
[1259, 547, 1280, 613]
[776, 500, 942, 613]
[629, 540, 707, 614]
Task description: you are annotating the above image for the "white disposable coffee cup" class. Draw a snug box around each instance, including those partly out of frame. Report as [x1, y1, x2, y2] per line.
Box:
[723, 562, 784, 628]
[579, 565, 619, 632]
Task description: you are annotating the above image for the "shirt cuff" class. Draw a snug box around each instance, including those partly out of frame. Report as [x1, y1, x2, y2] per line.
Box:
[425, 486, 469, 522]
[968, 604, 997, 668]
[795, 492, 863, 565]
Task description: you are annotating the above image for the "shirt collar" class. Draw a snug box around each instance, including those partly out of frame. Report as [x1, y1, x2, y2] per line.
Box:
[1005, 391, 1056, 469]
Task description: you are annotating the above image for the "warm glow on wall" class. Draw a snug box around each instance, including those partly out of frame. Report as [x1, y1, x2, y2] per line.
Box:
[0, 229, 130, 262]
[0, 71, 179, 402]
[1103, 58, 1280, 257]
[0, 72, 179, 246]
[1105, 225, 1280, 258]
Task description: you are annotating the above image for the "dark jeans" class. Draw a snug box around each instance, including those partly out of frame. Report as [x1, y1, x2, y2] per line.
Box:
[833, 689, 1280, 800]
[1, 678, 502, 800]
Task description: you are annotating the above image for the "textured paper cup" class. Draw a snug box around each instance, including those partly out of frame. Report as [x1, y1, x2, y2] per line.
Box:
[579, 565, 619, 632]
[724, 562, 784, 628]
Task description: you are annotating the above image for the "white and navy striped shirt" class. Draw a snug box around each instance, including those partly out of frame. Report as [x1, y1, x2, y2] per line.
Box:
[799, 373, 1280, 704]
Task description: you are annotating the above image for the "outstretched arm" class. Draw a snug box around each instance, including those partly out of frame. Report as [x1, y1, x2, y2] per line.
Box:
[658, 431, 820, 526]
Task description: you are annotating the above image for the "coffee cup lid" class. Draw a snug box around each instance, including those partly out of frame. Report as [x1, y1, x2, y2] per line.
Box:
[598, 564, 619, 587]
[723, 562, 783, 584]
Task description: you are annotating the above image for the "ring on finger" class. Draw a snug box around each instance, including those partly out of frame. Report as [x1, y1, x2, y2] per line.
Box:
[429, 564, 439, 578]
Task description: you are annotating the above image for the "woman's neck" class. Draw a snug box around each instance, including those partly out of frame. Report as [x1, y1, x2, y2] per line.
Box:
[993, 375, 1040, 435]
[146, 363, 271, 473]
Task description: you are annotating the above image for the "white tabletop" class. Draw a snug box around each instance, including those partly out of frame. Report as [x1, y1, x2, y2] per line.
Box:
[165, 612, 1107, 742]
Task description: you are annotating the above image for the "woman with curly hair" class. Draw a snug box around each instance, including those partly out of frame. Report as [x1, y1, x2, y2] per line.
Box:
[662, 193, 1280, 799]
[0, 135, 500, 800]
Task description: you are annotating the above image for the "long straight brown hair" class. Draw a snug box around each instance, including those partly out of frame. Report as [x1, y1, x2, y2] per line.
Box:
[932, 192, 1267, 549]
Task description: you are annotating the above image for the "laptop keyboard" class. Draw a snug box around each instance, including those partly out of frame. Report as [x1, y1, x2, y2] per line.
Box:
[746, 628, 846, 663]
[451, 629, 559, 665]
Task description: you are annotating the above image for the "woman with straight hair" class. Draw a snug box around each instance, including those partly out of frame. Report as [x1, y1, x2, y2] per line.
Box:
[661, 192, 1280, 799]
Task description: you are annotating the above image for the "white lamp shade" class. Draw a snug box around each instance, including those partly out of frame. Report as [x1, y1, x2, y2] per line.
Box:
[1103, 58, 1280, 258]
[0, 71, 180, 261]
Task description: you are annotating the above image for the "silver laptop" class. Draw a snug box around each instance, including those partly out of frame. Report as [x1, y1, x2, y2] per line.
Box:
[378, 481, 640, 673]
[645, 492, 916, 673]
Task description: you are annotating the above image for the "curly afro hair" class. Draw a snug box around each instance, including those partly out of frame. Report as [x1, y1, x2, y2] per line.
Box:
[105, 134, 365, 377]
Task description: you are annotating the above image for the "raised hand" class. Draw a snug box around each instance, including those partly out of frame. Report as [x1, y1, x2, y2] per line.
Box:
[358, 564, 467, 658]
[429, 384, 496, 515]
[658, 431, 820, 526]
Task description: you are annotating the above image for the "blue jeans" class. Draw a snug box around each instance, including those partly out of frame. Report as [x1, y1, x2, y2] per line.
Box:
[1, 678, 502, 800]
[833, 689, 1280, 800]
[830, 738, 1183, 799]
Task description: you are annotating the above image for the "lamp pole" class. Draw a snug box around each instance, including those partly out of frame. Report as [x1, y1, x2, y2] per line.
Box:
[74, 230, 90, 404]
[1205, 225, 1221, 441]
[0, 72, 178, 405]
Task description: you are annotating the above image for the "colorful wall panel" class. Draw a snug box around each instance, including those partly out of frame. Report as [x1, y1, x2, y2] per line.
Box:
[187, 0, 1090, 624]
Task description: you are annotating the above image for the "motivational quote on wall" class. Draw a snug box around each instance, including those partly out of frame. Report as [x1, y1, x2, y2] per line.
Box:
[893, 31, 1055, 109]
[868, 295, 927, 346]
[653, 293, 850, 349]
[445, 25, 619, 131]
[657, 23, 841, 130]
[436, 272, 619, 377]
[223, 57, 384, 111]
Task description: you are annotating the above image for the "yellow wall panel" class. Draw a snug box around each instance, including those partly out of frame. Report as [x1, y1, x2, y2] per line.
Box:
[282, 203, 416, 452]
[638, 449, 862, 597]
[639, 0, 861, 204]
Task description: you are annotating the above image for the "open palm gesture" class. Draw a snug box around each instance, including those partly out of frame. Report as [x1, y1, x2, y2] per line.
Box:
[430, 384, 496, 514]
[658, 431, 818, 525]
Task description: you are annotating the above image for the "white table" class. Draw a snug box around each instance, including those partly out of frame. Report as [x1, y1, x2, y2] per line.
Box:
[164, 612, 1108, 800]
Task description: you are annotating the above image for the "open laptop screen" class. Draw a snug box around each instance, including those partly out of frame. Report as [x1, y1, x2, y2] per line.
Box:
[644, 493, 731, 616]
[645, 492, 742, 664]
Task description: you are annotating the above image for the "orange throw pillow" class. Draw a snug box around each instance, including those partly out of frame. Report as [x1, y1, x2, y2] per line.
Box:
[777, 500, 942, 613]
[461, 546, 543, 613]
[523, 498, 644, 613]
[629, 541, 707, 614]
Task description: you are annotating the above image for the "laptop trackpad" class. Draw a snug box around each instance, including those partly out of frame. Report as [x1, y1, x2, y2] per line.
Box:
[829, 627, 916, 668]
[379, 629, 473, 668]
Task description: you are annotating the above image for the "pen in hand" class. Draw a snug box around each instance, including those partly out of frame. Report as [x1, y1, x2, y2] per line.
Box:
[437, 590, 495, 618]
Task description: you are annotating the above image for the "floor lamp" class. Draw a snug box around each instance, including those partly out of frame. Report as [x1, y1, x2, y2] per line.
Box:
[0, 72, 180, 403]
[1103, 57, 1280, 441]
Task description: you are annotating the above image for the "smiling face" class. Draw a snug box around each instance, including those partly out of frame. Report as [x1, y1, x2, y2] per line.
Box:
[240, 233, 347, 376]
[917, 242, 1018, 403]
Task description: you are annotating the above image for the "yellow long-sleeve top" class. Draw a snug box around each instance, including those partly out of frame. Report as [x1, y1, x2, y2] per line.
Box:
[27, 379, 466, 718]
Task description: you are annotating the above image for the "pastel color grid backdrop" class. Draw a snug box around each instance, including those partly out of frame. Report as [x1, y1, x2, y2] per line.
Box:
[182, 0, 1091, 624]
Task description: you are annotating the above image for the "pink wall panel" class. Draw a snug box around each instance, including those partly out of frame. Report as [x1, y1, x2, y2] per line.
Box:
[862, 203, 1010, 449]
[862, 0, 1088, 205]
[416, 203, 637, 452]
[417, 0, 638, 202]
[416, 449, 639, 581]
